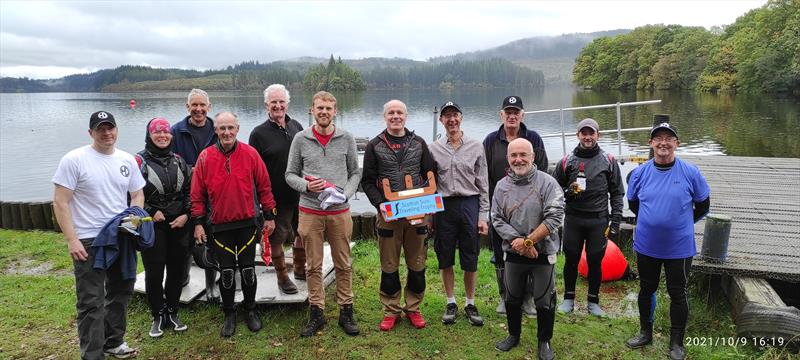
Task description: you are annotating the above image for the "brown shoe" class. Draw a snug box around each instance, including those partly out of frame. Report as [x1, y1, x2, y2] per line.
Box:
[292, 247, 306, 280]
[273, 256, 298, 294]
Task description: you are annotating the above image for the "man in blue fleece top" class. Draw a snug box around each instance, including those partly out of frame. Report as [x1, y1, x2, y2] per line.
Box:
[53, 111, 147, 360]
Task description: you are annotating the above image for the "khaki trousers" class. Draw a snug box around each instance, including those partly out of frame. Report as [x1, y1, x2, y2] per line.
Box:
[377, 216, 428, 316]
[298, 211, 353, 309]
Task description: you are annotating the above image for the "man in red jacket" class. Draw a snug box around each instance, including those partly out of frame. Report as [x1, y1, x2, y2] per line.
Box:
[190, 111, 277, 338]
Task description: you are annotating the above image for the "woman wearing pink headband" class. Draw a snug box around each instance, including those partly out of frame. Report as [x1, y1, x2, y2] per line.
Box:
[135, 118, 193, 338]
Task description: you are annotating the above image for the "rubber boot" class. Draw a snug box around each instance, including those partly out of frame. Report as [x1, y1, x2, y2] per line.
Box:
[626, 321, 653, 349]
[538, 340, 555, 360]
[293, 247, 306, 281]
[204, 268, 220, 302]
[273, 256, 298, 294]
[220, 311, 236, 338]
[669, 330, 687, 360]
[495, 267, 506, 314]
[244, 304, 262, 332]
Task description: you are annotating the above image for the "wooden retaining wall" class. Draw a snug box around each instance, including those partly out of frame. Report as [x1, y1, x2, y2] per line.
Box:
[0, 201, 380, 239]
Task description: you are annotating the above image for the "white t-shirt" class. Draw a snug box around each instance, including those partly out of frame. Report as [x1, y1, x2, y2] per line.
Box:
[52, 145, 146, 239]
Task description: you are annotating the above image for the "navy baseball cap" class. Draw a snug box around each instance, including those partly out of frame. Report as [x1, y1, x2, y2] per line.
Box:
[89, 111, 116, 129]
[501, 96, 524, 110]
[650, 122, 678, 139]
[440, 101, 462, 114]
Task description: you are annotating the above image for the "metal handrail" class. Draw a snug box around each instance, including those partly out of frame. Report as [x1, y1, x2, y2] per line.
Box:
[525, 100, 662, 157]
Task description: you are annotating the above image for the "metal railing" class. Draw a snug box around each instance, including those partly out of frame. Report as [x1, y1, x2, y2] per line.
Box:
[526, 100, 661, 157]
[431, 99, 661, 158]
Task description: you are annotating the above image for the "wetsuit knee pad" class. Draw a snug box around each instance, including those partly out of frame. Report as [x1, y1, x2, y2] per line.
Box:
[221, 268, 236, 290]
[380, 271, 401, 295]
[241, 266, 256, 287]
[377, 228, 393, 238]
[407, 269, 426, 294]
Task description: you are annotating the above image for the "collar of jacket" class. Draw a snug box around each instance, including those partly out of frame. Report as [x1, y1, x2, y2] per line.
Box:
[496, 122, 529, 141]
[215, 140, 238, 155]
[508, 166, 538, 185]
[268, 114, 293, 129]
[574, 144, 600, 158]
[175, 115, 214, 133]
[303, 124, 343, 140]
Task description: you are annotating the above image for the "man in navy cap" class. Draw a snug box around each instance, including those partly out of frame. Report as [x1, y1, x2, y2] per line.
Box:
[625, 116, 710, 360]
[53, 111, 146, 359]
[483, 95, 548, 316]
[430, 101, 490, 326]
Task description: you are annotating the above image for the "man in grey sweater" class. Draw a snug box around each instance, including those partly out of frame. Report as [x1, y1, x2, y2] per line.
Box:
[285, 91, 362, 337]
[491, 138, 564, 360]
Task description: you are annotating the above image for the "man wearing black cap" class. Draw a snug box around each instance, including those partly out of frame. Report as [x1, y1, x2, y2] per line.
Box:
[553, 118, 624, 317]
[429, 101, 490, 326]
[483, 95, 548, 316]
[625, 116, 710, 360]
[53, 111, 146, 359]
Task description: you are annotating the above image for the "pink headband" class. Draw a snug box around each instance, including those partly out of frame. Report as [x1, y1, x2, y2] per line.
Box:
[148, 118, 171, 134]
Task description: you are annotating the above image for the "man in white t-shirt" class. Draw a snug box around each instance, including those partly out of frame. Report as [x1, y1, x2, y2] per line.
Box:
[53, 110, 146, 360]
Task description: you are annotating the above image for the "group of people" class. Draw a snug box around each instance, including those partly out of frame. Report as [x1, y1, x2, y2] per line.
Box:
[54, 86, 709, 360]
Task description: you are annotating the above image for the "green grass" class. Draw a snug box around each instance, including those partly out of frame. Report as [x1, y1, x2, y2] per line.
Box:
[0, 229, 794, 359]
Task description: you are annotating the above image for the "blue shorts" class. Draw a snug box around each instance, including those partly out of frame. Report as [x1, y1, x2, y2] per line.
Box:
[434, 196, 480, 272]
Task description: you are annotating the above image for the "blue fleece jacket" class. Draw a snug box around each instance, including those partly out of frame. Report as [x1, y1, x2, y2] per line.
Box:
[91, 207, 155, 280]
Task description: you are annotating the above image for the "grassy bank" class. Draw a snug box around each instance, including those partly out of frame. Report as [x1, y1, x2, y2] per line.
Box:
[0, 229, 791, 359]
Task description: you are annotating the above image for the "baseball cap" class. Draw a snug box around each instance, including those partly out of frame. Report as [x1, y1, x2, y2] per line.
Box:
[440, 101, 462, 114]
[89, 111, 116, 129]
[577, 118, 599, 132]
[501, 96, 524, 110]
[650, 122, 678, 139]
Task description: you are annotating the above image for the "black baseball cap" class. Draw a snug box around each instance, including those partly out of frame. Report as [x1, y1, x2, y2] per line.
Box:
[89, 111, 116, 129]
[501, 95, 524, 110]
[650, 122, 678, 139]
[440, 101, 462, 115]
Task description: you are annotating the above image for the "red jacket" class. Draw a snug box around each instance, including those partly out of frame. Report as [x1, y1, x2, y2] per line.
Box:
[191, 142, 276, 225]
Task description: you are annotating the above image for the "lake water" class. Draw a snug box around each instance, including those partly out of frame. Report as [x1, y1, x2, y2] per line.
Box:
[1, 87, 798, 201]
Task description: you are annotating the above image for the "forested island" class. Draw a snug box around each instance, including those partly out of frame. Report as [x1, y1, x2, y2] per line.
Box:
[573, 0, 798, 93]
[0, 56, 543, 93]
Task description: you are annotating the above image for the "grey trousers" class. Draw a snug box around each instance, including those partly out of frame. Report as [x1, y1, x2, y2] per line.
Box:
[73, 238, 135, 360]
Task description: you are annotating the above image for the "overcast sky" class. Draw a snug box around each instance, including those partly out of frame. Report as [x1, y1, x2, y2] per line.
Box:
[0, 0, 766, 79]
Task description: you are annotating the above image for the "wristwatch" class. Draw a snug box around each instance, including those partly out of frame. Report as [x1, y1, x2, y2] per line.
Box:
[523, 237, 534, 248]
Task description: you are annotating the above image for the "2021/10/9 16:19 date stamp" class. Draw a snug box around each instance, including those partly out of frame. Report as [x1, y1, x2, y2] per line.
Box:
[685, 337, 786, 347]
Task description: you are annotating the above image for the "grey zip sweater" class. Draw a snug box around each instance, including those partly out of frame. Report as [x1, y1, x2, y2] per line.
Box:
[491, 166, 565, 261]
[285, 125, 362, 212]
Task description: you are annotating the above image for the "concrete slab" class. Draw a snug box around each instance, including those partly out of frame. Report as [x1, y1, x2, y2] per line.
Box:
[134, 242, 347, 304]
[134, 265, 213, 304]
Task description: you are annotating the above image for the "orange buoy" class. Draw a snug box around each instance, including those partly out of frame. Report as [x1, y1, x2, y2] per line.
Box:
[130, 99, 136, 109]
[578, 240, 628, 282]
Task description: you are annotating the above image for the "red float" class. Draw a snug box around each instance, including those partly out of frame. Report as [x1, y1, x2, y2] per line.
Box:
[578, 239, 628, 282]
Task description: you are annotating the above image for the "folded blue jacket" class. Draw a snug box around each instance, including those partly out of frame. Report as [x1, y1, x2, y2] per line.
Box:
[91, 206, 155, 280]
